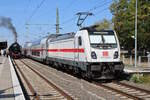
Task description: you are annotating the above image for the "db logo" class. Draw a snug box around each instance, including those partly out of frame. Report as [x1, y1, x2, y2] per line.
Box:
[103, 51, 108, 57]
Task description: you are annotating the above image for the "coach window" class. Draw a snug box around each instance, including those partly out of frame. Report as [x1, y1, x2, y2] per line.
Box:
[78, 36, 82, 46]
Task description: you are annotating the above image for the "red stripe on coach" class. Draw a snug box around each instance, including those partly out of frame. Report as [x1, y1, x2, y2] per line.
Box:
[48, 48, 84, 53]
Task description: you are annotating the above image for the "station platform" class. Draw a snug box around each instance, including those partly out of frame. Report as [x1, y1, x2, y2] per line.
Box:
[124, 66, 150, 74]
[0, 56, 25, 100]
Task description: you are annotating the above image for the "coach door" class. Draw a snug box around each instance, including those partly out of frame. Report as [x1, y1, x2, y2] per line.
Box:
[74, 36, 82, 62]
[41, 44, 45, 59]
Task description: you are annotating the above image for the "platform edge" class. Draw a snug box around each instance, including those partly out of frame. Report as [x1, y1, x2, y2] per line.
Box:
[9, 57, 25, 100]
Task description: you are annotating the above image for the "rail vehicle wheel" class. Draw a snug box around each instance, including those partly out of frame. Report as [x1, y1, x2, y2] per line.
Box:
[62, 64, 66, 70]
[61, 64, 66, 71]
[81, 70, 92, 80]
[73, 67, 82, 78]
[44, 57, 49, 65]
[51, 61, 55, 67]
[81, 71, 86, 79]
[114, 63, 124, 79]
[56, 63, 62, 71]
[115, 70, 124, 79]
[74, 67, 80, 74]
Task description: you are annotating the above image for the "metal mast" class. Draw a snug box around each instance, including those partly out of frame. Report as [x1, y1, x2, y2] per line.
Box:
[135, 0, 138, 67]
[56, 8, 59, 34]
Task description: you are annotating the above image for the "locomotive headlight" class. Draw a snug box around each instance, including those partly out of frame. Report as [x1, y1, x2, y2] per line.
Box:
[91, 51, 97, 59]
[114, 51, 118, 59]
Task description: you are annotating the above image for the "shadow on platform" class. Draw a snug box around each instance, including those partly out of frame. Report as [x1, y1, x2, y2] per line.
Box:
[0, 86, 22, 99]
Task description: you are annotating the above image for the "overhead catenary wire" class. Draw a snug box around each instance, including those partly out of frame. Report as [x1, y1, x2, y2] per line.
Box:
[26, 0, 46, 23]
[94, 2, 112, 16]
[61, 0, 112, 27]
[59, 0, 79, 26]
[61, 16, 77, 25]
[24, 0, 48, 39]
[56, 1, 110, 33]
[88, 0, 112, 12]
[61, 17, 78, 30]
[24, 0, 32, 15]
[61, 0, 77, 11]
[24, 0, 112, 31]
[22, 0, 113, 43]
[22, 0, 32, 31]
[93, 0, 125, 17]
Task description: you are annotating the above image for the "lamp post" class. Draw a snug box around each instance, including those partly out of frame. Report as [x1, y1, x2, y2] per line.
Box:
[135, 0, 138, 67]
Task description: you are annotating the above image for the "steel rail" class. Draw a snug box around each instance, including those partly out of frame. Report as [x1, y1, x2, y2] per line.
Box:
[113, 81, 150, 95]
[20, 59, 74, 100]
[12, 59, 39, 100]
[93, 82, 143, 100]
[22, 59, 149, 100]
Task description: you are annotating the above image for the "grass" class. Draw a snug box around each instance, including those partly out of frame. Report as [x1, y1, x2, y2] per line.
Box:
[130, 74, 150, 85]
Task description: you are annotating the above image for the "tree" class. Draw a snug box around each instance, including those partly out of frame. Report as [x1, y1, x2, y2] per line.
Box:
[93, 18, 113, 31]
[110, 0, 150, 51]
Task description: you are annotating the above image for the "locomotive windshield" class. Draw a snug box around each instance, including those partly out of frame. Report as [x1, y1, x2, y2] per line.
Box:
[89, 31, 117, 49]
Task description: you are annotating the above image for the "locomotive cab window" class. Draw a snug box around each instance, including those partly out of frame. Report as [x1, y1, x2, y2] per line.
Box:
[78, 36, 82, 46]
[89, 31, 117, 49]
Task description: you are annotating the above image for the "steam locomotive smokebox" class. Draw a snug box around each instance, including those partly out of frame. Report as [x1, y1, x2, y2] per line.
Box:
[0, 41, 7, 49]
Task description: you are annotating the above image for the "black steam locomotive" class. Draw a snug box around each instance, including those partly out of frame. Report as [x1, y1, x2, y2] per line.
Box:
[9, 42, 22, 59]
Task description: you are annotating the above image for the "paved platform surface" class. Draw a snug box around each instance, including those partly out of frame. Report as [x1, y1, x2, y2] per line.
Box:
[124, 66, 150, 73]
[0, 56, 25, 100]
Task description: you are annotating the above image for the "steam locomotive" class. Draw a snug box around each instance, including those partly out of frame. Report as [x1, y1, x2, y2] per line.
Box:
[9, 42, 22, 59]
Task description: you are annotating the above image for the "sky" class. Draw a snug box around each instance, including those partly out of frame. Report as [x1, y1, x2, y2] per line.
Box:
[0, 0, 113, 46]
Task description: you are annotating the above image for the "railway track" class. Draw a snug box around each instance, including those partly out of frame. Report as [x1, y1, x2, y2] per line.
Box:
[22, 58, 150, 100]
[13, 58, 150, 100]
[94, 81, 150, 100]
[12, 58, 73, 100]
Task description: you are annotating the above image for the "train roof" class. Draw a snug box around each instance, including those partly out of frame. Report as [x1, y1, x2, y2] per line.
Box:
[80, 26, 114, 33]
[31, 39, 41, 46]
[31, 34, 58, 45]
[23, 42, 32, 48]
[50, 32, 75, 42]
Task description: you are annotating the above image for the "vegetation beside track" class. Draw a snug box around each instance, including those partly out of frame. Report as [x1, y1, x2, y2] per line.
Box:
[130, 74, 150, 85]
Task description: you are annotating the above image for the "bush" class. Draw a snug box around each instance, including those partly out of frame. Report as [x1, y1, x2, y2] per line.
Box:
[130, 74, 150, 85]
[130, 74, 142, 83]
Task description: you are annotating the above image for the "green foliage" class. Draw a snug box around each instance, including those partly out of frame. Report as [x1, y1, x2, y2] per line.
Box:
[139, 75, 150, 84]
[110, 0, 150, 51]
[130, 74, 142, 83]
[94, 19, 113, 31]
[130, 74, 150, 85]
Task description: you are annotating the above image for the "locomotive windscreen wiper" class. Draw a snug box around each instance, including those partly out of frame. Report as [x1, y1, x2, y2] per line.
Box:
[91, 43, 116, 49]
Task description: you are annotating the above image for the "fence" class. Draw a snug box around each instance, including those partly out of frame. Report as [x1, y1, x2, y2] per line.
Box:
[121, 55, 150, 67]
